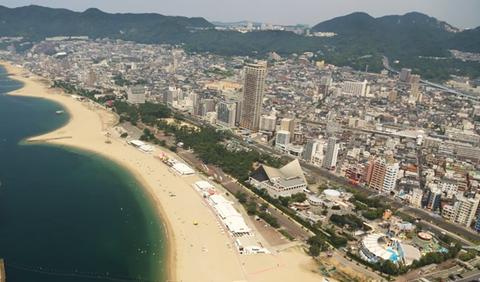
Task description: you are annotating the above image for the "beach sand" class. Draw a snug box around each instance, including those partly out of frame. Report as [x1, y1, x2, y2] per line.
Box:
[1, 61, 326, 282]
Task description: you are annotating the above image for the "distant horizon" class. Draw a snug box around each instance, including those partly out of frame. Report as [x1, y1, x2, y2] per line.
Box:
[1, 0, 480, 29]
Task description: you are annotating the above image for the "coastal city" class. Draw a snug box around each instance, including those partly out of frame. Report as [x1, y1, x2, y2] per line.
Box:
[1, 33, 480, 282]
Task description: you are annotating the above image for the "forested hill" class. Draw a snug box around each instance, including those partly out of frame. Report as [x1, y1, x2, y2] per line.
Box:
[0, 5, 213, 42]
[1, 6, 479, 80]
[312, 12, 478, 57]
[310, 12, 480, 80]
[2, 6, 479, 56]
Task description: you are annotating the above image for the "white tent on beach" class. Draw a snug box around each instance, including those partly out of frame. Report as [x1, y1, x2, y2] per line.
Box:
[171, 162, 195, 175]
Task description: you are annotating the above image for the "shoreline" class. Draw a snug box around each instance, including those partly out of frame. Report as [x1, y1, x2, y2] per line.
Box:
[1, 60, 329, 282]
[0, 61, 175, 282]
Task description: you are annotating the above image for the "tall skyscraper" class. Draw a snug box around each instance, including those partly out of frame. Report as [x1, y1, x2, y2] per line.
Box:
[311, 140, 325, 167]
[240, 61, 267, 131]
[322, 137, 339, 170]
[164, 86, 181, 106]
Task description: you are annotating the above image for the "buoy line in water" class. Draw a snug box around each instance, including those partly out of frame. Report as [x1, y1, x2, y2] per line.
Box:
[7, 262, 158, 282]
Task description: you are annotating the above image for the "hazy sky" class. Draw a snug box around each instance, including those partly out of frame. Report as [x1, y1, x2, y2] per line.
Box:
[2, 0, 480, 29]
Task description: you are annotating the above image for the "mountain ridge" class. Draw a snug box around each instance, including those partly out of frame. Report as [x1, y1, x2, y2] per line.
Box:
[0, 5, 479, 80]
[0, 5, 213, 42]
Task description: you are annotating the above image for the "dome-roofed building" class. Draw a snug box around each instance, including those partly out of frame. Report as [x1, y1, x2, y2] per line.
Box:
[359, 233, 421, 266]
[323, 189, 341, 200]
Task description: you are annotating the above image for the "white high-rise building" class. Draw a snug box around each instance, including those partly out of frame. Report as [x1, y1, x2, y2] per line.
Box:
[240, 61, 267, 131]
[259, 115, 277, 132]
[280, 118, 295, 136]
[164, 86, 181, 106]
[303, 140, 320, 163]
[383, 162, 400, 193]
[127, 85, 146, 104]
[366, 157, 400, 193]
[322, 137, 339, 170]
[189, 92, 199, 115]
[275, 130, 291, 150]
[216, 101, 237, 128]
[453, 194, 480, 227]
[410, 188, 424, 208]
[341, 80, 369, 96]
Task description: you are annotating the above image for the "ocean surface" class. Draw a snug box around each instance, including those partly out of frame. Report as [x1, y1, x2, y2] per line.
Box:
[0, 66, 165, 281]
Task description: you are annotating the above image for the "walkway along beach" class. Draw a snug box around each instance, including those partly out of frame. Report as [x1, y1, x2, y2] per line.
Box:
[2, 60, 325, 282]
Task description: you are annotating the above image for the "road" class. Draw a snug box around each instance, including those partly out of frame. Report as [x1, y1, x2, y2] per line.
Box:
[458, 272, 480, 282]
[400, 206, 479, 245]
[176, 149, 315, 241]
[238, 124, 480, 245]
[382, 56, 479, 101]
[158, 109, 480, 247]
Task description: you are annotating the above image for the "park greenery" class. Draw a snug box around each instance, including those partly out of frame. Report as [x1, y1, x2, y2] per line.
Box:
[329, 214, 364, 231]
[114, 101, 171, 126]
[458, 250, 477, 262]
[278, 193, 307, 207]
[155, 120, 282, 181]
[88, 96, 468, 278]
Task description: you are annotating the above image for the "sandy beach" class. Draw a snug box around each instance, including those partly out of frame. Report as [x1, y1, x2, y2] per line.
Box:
[1, 61, 326, 282]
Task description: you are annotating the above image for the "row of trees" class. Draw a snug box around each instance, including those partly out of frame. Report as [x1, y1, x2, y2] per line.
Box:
[155, 120, 281, 181]
[53, 80, 100, 100]
[235, 192, 280, 228]
[113, 103, 465, 278]
[278, 193, 307, 207]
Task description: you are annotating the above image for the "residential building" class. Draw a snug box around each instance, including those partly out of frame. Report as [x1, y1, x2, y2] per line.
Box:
[426, 188, 442, 211]
[275, 130, 291, 150]
[400, 68, 412, 82]
[303, 140, 320, 163]
[200, 99, 215, 116]
[259, 115, 277, 132]
[366, 157, 400, 193]
[410, 188, 424, 208]
[216, 101, 237, 128]
[127, 85, 146, 104]
[280, 118, 295, 136]
[453, 194, 480, 227]
[341, 80, 369, 96]
[322, 137, 339, 170]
